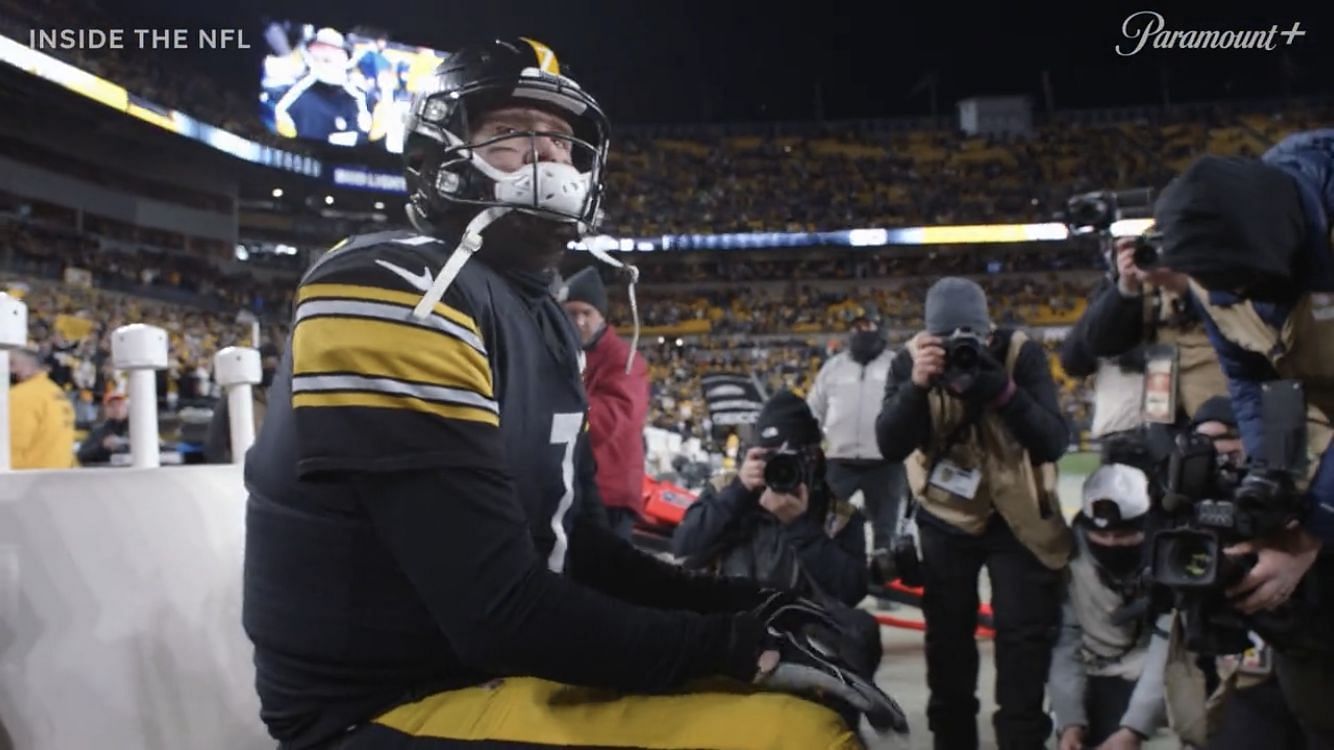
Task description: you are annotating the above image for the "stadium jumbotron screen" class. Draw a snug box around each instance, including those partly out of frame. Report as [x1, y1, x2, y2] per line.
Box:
[258, 22, 447, 154]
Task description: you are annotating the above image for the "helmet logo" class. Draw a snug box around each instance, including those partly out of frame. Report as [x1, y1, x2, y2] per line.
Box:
[518, 37, 560, 75]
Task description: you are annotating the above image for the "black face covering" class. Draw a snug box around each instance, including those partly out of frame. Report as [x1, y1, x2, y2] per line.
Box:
[1088, 542, 1143, 579]
[849, 330, 886, 364]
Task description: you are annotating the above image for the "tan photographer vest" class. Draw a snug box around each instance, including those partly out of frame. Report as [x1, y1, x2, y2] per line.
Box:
[1187, 281, 1334, 484]
[1147, 286, 1231, 420]
[904, 331, 1073, 570]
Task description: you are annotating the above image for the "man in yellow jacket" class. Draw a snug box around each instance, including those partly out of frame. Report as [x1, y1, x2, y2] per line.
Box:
[9, 347, 75, 469]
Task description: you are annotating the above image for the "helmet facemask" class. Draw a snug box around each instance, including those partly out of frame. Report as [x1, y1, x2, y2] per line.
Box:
[404, 72, 609, 237]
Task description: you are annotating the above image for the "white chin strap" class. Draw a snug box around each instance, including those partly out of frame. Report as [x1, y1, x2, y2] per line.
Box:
[414, 132, 629, 378]
[411, 205, 510, 319]
[583, 245, 641, 375]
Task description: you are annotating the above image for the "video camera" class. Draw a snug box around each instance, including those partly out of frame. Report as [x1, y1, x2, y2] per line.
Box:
[1063, 188, 1159, 275]
[1147, 381, 1315, 655]
[1064, 188, 1155, 234]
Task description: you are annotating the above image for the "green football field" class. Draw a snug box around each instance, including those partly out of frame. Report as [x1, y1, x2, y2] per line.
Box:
[1058, 451, 1101, 478]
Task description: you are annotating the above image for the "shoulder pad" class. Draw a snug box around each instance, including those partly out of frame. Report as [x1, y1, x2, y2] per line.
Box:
[302, 231, 449, 286]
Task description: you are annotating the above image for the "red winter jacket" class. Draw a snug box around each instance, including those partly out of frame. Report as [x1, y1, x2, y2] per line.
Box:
[583, 325, 649, 514]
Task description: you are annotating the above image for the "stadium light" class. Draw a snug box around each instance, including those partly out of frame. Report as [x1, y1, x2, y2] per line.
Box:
[324, 195, 334, 205]
[271, 188, 283, 198]
[848, 228, 889, 247]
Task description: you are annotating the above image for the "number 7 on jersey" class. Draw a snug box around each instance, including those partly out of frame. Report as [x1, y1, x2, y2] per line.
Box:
[546, 412, 584, 573]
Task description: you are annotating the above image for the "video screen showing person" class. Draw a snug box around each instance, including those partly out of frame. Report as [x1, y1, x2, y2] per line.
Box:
[258, 21, 446, 153]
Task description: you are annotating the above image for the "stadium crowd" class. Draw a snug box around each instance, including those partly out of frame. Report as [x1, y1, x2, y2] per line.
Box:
[4, 0, 1330, 233]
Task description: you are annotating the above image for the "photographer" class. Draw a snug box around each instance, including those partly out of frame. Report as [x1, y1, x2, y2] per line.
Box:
[1049, 463, 1171, 750]
[672, 391, 870, 609]
[876, 277, 1072, 749]
[1172, 397, 1322, 750]
[1059, 233, 1228, 435]
[1153, 133, 1334, 744]
[670, 391, 881, 700]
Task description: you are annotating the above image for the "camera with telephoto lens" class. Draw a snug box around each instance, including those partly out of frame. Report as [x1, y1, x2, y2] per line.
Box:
[763, 448, 812, 494]
[1147, 381, 1320, 656]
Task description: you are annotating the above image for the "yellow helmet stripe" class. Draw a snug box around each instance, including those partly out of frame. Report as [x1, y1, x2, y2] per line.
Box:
[519, 37, 560, 75]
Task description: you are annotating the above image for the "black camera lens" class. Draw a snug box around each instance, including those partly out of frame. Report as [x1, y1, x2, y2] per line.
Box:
[1132, 242, 1159, 269]
[1168, 537, 1214, 581]
[763, 452, 804, 494]
[949, 342, 978, 370]
[1130, 231, 1163, 269]
[1151, 529, 1219, 587]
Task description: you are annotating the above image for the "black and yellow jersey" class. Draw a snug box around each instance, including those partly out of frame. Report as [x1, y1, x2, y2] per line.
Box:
[268, 228, 589, 567]
[242, 230, 763, 749]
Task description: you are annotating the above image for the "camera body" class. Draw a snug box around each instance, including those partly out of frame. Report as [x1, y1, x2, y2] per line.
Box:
[941, 329, 986, 386]
[890, 531, 925, 588]
[763, 447, 814, 495]
[1131, 230, 1164, 269]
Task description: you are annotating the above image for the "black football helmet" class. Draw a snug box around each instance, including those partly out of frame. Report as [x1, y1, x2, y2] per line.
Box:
[403, 37, 611, 235]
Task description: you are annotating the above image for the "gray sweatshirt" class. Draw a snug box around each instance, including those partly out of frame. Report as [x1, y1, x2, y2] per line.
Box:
[1047, 531, 1170, 738]
[807, 349, 893, 461]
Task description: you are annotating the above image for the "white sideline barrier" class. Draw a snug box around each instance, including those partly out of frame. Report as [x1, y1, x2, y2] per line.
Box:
[0, 465, 269, 749]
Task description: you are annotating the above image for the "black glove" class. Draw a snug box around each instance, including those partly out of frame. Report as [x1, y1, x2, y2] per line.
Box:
[747, 592, 909, 734]
[962, 348, 1009, 404]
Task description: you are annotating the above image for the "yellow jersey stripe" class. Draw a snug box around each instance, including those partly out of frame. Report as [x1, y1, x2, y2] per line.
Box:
[293, 391, 499, 427]
[298, 283, 480, 336]
[293, 316, 493, 399]
[372, 676, 859, 749]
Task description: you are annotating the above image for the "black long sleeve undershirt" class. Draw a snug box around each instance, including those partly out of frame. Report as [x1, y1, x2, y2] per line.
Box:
[355, 466, 764, 693]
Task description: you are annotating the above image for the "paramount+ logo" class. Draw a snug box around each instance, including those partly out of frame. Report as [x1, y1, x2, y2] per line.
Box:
[1116, 11, 1308, 56]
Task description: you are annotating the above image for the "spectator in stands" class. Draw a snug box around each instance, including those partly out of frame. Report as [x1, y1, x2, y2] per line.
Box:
[560, 267, 650, 540]
[76, 391, 129, 465]
[807, 311, 905, 567]
[876, 277, 1071, 749]
[9, 345, 75, 468]
[204, 343, 279, 463]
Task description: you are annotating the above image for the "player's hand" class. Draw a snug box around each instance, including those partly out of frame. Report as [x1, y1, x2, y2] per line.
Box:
[1096, 727, 1143, 750]
[1116, 238, 1146, 295]
[738, 447, 768, 492]
[759, 484, 809, 524]
[1225, 527, 1322, 614]
[752, 612, 909, 734]
[1059, 725, 1087, 750]
[908, 333, 945, 388]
